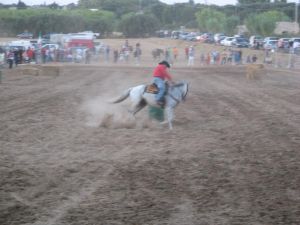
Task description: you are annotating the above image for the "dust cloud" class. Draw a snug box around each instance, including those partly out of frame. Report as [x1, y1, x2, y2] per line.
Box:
[81, 96, 137, 129]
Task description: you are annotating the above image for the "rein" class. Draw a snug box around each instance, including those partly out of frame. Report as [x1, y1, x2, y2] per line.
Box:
[168, 93, 180, 103]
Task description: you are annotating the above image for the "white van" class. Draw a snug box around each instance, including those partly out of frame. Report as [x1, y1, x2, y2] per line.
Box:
[8, 40, 33, 50]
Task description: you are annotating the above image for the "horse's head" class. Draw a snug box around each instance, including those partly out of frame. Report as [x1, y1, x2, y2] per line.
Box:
[170, 81, 189, 101]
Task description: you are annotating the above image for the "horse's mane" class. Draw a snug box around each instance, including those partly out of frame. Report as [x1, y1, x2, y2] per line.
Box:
[169, 81, 189, 100]
[172, 83, 184, 88]
[171, 81, 188, 88]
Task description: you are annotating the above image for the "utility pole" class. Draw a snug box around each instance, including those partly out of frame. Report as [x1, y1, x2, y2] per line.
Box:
[139, 0, 142, 12]
[295, 0, 299, 34]
[295, 1, 298, 23]
[137, 0, 143, 14]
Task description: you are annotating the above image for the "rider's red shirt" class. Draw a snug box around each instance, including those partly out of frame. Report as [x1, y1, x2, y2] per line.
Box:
[153, 64, 172, 81]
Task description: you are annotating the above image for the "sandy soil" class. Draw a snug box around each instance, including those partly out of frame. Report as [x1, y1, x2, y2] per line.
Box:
[1, 38, 300, 225]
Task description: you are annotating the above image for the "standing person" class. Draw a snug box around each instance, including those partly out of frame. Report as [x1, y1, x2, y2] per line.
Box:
[124, 39, 129, 48]
[187, 45, 195, 66]
[238, 50, 242, 64]
[200, 53, 205, 66]
[221, 49, 227, 65]
[119, 48, 125, 62]
[26, 48, 34, 62]
[7, 50, 14, 69]
[18, 48, 23, 64]
[85, 49, 91, 64]
[173, 47, 178, 61]
[164, 48, 170, 62]
[105, 45, 110, 62]
[124, 46, 130, 63]
[152, 60, 173, 106]
[113, 49, 119, 63]
[252, 54, 257, 63]
[246, 55, 251, 64]
[134, 43, 142, 66]
[168, 48, 173, 65]
[184, 46, 189, 60]
[205, 53, 210, 65]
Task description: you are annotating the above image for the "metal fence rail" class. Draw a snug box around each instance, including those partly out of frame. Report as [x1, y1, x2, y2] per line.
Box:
[270, 48, 300, 70]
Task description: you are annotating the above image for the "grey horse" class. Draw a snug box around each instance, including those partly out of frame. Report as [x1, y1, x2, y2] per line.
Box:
[111, 81, 189, 129]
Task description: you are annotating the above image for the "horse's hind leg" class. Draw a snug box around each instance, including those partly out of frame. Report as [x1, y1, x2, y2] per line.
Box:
[130, 100, 147, 115]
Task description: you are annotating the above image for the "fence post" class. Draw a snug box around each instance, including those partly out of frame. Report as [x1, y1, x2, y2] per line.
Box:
[274, 49, 278, 68]
[287, 48, 294, 69]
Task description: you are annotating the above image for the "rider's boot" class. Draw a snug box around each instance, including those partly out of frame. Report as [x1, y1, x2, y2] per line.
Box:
[156, 97, 165, 107]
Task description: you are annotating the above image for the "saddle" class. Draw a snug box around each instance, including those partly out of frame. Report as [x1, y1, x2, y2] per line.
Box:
[145, 83, 159, 94]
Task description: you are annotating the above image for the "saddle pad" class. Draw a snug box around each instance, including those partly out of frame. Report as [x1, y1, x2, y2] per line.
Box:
[145, 84, 159, 94]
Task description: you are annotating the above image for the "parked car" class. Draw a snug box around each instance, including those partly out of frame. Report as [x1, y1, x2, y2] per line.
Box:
[42, 33, 56, 39]
[17, 32, 33, 39]
[277, 38, 290, 49]
[263, 40, 278, 50]
[171, 30, 181, 39]
[41, 44, 59, 50]
[290, 37, 300, 48]
[179, 32, 189, 40]
[215, 35, 226, 45]
[185, 33, 198, 41]
[221, 36, 234, 46]
[79, 31, 100, 38]
[263, 36, 279, 44]
[214, 33, 225, 43]
[232, 37, 249, 48]
[197, 33, 214, 43]
[249, 35, 263, 49]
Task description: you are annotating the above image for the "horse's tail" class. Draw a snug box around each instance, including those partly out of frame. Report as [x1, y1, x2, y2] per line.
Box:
[111, 88, 132, 103]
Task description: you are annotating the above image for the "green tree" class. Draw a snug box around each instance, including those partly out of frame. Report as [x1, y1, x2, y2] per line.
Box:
[119, 13, 159, 37]
[245, 10, 290, 36]
[17, 0, 27, 9]
[0, 8, 115, 36]
[147, 3, 165, 23]
[238, 0, 270, 4]
[224, 15, 240, 35]
[78, 0, 100, 8]
[48, 2, 60, 9]
[195, 8, 226, 33]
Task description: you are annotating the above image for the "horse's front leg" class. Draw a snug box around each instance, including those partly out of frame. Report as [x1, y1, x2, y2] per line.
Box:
[165, 107, 174, 130]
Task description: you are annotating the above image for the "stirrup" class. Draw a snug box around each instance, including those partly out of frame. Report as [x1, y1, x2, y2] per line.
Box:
[157, 101, 165, 107]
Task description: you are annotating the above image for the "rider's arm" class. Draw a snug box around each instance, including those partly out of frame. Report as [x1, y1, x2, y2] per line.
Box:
[162, 68, 172, 81]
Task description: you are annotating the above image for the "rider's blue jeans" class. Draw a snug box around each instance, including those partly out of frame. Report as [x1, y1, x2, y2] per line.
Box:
[153, 77, 165, 101]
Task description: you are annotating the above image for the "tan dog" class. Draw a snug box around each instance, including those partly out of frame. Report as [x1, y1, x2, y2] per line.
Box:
[246, 64, 264, 80]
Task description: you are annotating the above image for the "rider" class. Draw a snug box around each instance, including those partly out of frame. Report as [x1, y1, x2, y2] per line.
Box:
[152, 60, 173, 106]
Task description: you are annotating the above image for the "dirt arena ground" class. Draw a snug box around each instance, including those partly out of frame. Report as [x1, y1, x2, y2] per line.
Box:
[1, 38, 300, 225]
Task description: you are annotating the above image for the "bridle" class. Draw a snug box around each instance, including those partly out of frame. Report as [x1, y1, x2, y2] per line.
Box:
[168, 83, 188, 103]
[182, 83, 189, 101]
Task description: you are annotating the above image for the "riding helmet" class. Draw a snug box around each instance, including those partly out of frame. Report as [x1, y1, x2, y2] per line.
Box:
[159, 60, 170, 68]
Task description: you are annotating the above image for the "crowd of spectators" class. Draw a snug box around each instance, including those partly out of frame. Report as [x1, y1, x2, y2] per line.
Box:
[0, 39, 144, 69]
[1, 39, 298, 69]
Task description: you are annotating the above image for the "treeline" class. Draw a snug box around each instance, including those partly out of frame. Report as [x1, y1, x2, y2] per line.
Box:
[0, 0, 298, 38]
